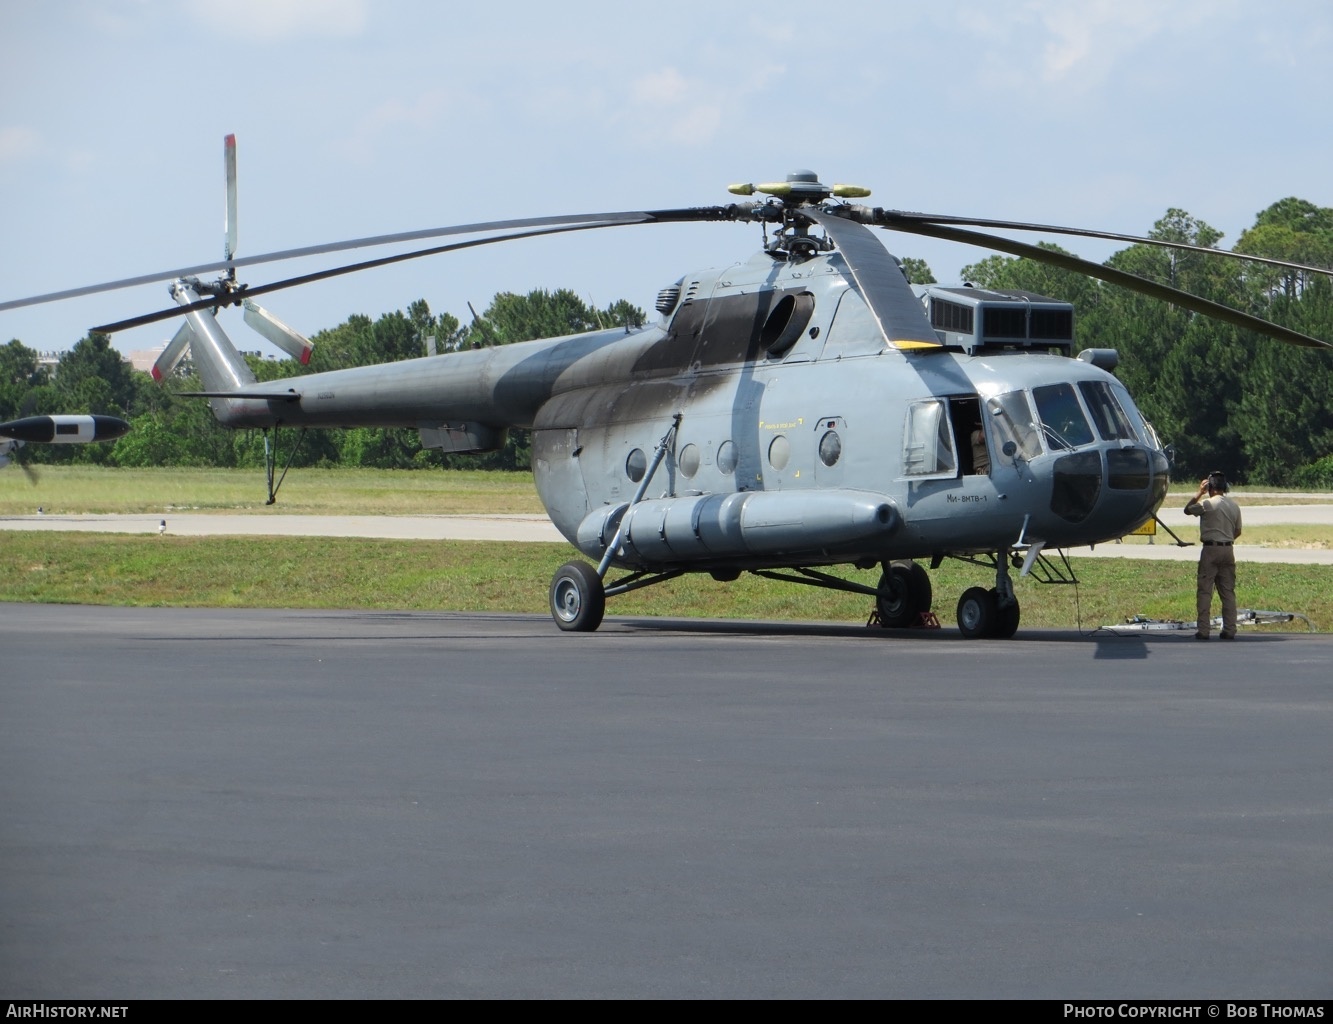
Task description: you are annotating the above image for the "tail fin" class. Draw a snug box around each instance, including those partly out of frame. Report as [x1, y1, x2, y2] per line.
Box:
[171, 282, 260, 426]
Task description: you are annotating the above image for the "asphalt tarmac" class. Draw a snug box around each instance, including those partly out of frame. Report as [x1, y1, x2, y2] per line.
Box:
[2, 605, 1330, 999]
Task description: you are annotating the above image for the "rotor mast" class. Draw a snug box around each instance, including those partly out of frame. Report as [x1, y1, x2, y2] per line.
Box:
[727, 170, 872, 260]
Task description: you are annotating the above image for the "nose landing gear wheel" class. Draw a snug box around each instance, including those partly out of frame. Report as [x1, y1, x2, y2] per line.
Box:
[550, 561, 606, 632]
[992, 589, 1021, 639]
[956, 586, 996, 639]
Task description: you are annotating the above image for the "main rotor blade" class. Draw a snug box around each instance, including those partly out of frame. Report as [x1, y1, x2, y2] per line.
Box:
[805, 210, 940, 350]
[881, 210, 1333, 280]
[4, 204, 760, 315]
[2, 211, 654, 313]
[90, 220, 636, 334]
[877, 215, 1332, 350]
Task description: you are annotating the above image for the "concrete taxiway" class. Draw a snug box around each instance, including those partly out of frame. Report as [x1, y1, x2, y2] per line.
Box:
[3, 501, 1331, 562]
[2, 604, 1331, 999]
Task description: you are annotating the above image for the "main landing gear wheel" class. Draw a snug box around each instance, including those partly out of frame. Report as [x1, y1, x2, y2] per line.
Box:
[550, 561, 605, 632]
[876, 560, 933, 628]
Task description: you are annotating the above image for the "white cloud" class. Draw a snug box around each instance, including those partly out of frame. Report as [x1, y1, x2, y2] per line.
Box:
[184, 0, 367, 42]
[957, 0, 1233, 93]
[0, 126, 41, 165]
[332, 89, 455, 164]
[633, 69, 691, 107]
[618, 62, 785, 148]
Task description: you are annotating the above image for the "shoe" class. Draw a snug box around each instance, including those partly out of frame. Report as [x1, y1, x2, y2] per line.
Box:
[1193, 633, 1209, 640]
[1219, 631, 1235, 640]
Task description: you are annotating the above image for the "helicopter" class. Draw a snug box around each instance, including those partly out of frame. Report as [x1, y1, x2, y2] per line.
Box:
[4, 139, 1331, 636]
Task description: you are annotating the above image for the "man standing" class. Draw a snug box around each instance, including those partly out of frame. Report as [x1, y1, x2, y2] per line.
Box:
[1184, 471, 1243, 640]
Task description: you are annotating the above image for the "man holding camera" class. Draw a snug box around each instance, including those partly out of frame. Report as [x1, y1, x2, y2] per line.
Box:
[1184, 471, 1243, 640]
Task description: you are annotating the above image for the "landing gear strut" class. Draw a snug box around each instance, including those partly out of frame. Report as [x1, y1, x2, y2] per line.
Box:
[547, 413, 681, 632]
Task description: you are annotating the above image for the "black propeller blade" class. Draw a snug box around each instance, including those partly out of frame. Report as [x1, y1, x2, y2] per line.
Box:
[879, 210, 1333, 282]
[804, 210, 941, 350]
[4, 205, 763, 318]
[0, 212, 658, 314]
[89, 205, 763, 334]
[92, 220, 642, 334]
[5, 172, 1328, 352]
[863, 211, 1332, 350]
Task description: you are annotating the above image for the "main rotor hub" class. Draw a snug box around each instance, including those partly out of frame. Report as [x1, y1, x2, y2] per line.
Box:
[728, 171, 871, 207]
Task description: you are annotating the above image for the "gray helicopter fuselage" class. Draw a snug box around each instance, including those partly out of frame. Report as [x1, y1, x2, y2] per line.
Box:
[199, 246, 1169, 571]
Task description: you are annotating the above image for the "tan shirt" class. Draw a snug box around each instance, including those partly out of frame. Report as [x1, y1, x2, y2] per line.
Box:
[1184, 494, 1242, 543]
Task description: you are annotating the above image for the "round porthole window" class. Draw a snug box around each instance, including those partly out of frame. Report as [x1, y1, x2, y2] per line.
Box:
[717, 440, 738, 474]
[768, 435, 790, 471]
[818, 430, 842, 467]
[625, 448, 647, 482]
[678, 443, 700, 478]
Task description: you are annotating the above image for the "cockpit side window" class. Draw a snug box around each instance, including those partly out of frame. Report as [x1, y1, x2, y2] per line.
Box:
[1033, 383, 1095, 450]
[986, 391, 1042, 463]
[902, 399, 958, 478]
[1079, 380, 1138, 441]
[1110, 382, 1162, 450]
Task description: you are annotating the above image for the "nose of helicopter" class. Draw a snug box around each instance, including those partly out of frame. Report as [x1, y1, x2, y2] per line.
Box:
[1050, 446, 1170, 532]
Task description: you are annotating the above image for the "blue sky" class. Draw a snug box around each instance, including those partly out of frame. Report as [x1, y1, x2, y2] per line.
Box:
[2, 0, 1330, 360]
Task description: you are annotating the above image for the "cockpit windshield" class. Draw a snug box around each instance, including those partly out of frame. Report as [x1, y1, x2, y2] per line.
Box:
[1033, 383, 1094, 450]
[1079, 380, 1139, 442]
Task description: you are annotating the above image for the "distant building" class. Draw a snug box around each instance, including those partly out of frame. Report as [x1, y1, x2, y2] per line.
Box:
[127, 343, 169, 375]
[38, 341, 272, 379]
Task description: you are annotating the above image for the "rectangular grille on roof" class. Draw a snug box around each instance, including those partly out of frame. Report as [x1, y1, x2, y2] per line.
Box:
[982, 307, 1027, 339]
[915, 284, 1076, 356]
[930, 299, 974, 335]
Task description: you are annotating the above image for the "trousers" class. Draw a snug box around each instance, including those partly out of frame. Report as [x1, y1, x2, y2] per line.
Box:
[1196, 545, 1237, 637]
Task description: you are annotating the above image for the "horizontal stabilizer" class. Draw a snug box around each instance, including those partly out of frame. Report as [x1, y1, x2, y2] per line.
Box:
[175, 389, 302, 401]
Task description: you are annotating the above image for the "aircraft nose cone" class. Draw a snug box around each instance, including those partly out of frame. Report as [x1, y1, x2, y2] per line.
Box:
[1051, 451, 1102, 523]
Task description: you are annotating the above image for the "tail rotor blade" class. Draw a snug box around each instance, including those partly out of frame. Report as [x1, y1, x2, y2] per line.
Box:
[151, 321, 195, 382]
[243, 299, 313, 365]
[224, 133, 238, 267]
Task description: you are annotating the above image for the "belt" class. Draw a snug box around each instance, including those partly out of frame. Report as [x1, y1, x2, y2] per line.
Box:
[1202, 541, 1232, 546]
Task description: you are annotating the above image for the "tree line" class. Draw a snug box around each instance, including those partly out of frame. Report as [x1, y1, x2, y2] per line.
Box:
[3, 291, 645, 474]
[4, 198, 1332, 487]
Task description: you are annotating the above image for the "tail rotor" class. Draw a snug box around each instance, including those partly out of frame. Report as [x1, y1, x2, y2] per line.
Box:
[151, 133, 314, 383]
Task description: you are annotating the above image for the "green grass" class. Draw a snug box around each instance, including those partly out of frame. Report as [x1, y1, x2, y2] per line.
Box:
[2, 467, 1327, 630]
[7, 466, 1327, 517]
[1, 465, 545, 516]
[0, 533, 1324, 632]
